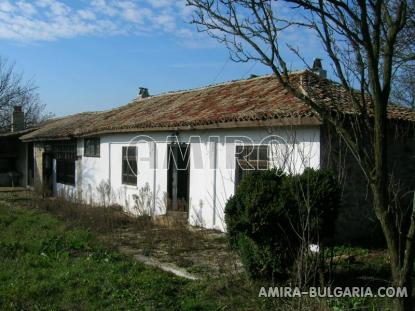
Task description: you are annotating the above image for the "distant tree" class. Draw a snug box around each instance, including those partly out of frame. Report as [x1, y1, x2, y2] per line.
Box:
[0, 57, 51, 132]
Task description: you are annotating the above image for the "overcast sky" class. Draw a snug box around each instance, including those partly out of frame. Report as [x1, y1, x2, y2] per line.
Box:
[0, 0, 324, 117]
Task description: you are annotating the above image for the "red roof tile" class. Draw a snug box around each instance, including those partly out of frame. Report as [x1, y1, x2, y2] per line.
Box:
[21, 71, 415, 141]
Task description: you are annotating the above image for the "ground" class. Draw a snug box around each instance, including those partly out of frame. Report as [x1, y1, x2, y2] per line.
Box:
[0, 190, 241, 280]
[0, 203, 190, 310]
[0, 190, 398, 310]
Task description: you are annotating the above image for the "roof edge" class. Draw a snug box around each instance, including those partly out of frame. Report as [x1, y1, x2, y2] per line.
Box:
[77, 116, 322, 138]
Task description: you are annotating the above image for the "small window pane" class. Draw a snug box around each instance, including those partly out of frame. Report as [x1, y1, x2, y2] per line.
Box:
[235, 145, 269, 188]
[84, 138, 100, 157]
[122, 146, 137, 185]
[257, 146, 268, 160]
[56, 159, 75, 185]
[53, 141, 77, 160]
[126, 146, 136, 157]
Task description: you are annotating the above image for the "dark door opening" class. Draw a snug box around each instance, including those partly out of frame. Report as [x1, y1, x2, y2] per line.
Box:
[27, 142, 34, 187]
[167, 143, 190, 213]
[42, 153, 53, 197]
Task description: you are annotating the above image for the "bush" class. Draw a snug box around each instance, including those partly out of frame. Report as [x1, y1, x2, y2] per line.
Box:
[281, 168, 340, 243]
[225, 168, 340, 280]
[225, 169, 285, 246]
[225, 169, 295, 279]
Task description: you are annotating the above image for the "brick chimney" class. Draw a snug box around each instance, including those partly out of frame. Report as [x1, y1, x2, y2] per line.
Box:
[137, 87, 149, 99]
[11, 106, 24, 132]
[312, 58, 327, 79]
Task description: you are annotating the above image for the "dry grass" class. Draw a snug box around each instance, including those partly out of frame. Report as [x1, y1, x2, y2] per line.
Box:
[0, 190, 241, 279]
[0, 190, 394, 310]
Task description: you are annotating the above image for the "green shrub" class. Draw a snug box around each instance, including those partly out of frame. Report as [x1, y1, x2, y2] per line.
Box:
[224, 168, 340, 280]
[225, 169, 295, 279]
[225, 169, 285, 246]
[281, 168, 340, 243]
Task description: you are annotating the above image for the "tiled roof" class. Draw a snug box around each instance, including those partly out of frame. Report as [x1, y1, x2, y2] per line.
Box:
[20, 71, 415, 141]
[21, 112, 99, 141]
[299, 72, 415, 121]
[0, 128, 37, 138]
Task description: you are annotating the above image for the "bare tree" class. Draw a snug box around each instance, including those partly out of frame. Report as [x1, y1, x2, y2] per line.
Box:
[391, 3, 415, 109]
[186, 1, 414, 310]
[0, 57, 51, 132]
[391, 66, 415, 109]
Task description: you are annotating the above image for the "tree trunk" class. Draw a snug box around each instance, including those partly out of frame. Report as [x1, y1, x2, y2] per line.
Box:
[392, 272, 413, 311]
[370, 95, 412, 311]
[372, 186, 414, 311]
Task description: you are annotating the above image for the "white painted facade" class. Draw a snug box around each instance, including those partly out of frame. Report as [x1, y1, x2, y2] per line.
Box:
[53, 126, 321, 232]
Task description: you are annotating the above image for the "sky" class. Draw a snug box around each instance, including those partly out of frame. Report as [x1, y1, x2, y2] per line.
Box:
[0, 0, 325, 117]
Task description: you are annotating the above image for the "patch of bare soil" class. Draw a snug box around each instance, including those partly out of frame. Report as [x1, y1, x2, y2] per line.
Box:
[100, 218, 242, 279]
[0, 191, 242, 279]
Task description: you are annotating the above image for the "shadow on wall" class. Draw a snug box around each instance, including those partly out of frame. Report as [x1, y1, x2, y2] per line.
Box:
[190, 199, 205, 228]
[131, 184, 167, 217]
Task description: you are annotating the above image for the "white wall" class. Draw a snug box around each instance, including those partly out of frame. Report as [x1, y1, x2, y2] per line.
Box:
[54, 125, 320, 232]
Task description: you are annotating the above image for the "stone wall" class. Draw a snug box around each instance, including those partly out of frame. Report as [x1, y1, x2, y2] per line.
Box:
[321, 122, 415, 246]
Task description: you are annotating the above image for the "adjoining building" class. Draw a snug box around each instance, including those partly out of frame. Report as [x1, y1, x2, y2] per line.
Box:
[0, 106, 36, 187]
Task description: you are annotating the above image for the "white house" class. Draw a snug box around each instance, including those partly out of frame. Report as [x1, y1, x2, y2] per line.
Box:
[18, 71, 415, 240]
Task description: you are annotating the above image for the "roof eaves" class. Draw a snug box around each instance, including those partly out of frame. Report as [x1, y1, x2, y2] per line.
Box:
[0, 127, 39, 138]
[78, 115, 322, 137]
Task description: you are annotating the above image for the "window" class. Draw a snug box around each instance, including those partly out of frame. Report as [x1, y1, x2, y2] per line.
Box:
[122, 146, 137, 186]
[235, 145, 269, 187]
[53, 140, 76, 186]
[52, 141, 77, 160]
[84, 137, 100, 157]
[56, 159, 75, 185]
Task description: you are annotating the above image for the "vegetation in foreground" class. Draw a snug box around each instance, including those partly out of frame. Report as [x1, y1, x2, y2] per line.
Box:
[225, 168, 339, 280]
[0, 203, 220, 310]
[0, 192, 398, 310]
[0, 198, 290, 310]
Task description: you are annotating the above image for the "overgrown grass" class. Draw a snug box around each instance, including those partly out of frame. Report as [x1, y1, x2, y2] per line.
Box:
[0, 191, 242, 280]
[0, 192, 399, 310]
[0, 204, 194, 310]
[0, 200, 283, 310]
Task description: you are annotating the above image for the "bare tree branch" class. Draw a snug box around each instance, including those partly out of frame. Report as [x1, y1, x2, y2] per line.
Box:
[187, 1, 415, 310]
[0, 57, 51, 132]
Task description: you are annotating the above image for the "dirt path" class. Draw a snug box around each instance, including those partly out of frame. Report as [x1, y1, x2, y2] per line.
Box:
[0, 191, 242, 280]
[118, 245, 199, 280]
[100, 224, 242, 279]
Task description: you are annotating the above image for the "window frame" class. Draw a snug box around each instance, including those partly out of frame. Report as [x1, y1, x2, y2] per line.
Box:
[84, 137, 100, 158]
[56, 158, 75, 186]
[122, 146, 137, 186]
[235, 145, 269, 188]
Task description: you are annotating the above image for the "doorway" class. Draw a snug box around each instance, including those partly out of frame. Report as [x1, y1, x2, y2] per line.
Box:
[167, 143, 190, 213]
[27, 142, 34, 187]
[42, 153, 53, 197]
